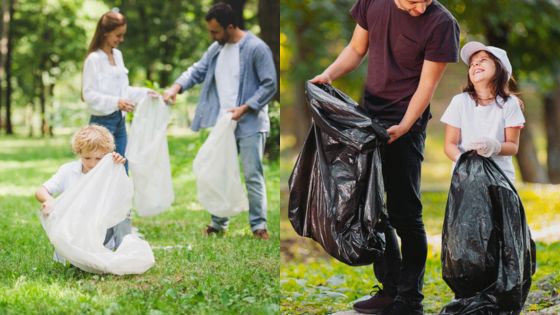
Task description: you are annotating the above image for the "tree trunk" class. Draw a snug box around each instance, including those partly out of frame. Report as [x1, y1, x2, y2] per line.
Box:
[290, 21, 314, 150]
[0, 0, 9, 131]
[517, 121, 549, 183]
[4, 0, 12, 134]
[545, 77, 560, 183]
[258, 0, 279, 101]
[214, 0, 246, 30]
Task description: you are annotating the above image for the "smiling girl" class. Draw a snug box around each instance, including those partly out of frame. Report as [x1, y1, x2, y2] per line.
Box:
[440, 41, 525, 183]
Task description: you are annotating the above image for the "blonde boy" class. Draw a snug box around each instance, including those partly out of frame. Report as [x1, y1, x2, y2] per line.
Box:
[35, 125, 128, 259]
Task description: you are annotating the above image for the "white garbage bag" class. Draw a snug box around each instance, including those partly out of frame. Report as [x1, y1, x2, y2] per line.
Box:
[193, 114, 249, 217]
[126, 95, 174, 216]
[40, 155, 155, 275]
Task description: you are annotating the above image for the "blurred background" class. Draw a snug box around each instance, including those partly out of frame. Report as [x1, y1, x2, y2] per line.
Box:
[0, 0, 279, 157]
[280, 1, 560, 314]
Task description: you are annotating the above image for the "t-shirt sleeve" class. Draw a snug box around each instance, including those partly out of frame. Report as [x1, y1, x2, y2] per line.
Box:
[504, 96, 525, 128]
[350, 0, 370, 30]
[43, 165, 67, 196]
[440, 94, 463, 128]
[424, 18, 460, 63]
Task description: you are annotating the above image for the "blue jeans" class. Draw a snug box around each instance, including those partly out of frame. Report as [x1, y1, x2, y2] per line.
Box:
[211, 132, 267, 232]
[90, 110, 131, 248]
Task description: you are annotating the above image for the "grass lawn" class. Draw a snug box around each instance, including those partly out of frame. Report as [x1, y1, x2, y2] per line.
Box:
[0, 133, 280, 315]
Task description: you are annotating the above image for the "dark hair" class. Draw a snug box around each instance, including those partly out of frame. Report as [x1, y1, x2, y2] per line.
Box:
[463, 50, 518, 107]
[86, 11, 126, 57]
[205, 3, 238, 29]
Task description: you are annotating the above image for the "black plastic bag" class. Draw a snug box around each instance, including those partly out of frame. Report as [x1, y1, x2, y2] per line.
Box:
[440, 152, 536, 314]
[288, 82, 389, 266]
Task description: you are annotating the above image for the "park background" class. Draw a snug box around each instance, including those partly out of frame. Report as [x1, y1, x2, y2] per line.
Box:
[280, 1, 560, 314]
[0, 0, 280, 314]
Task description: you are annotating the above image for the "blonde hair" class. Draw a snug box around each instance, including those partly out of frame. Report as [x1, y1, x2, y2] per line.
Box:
[71, 125, 115, 155]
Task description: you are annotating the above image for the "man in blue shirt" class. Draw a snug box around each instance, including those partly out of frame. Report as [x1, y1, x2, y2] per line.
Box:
[164, 3, 277, 240]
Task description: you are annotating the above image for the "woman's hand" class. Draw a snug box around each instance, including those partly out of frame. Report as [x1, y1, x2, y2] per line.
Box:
[118, 99, 135, 112]
[147, 90, 160, 98]
[112, 152, 127, 164]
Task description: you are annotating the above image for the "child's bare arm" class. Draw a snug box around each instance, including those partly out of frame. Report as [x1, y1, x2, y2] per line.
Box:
[35, 186, 54, 214]
[500, 127, 521, 156]
[35, 186, 53, 203]
[444, 124, 462, 162]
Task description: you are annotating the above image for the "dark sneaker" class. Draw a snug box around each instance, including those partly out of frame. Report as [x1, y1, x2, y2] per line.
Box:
[204, 225, 225, 236]
[379, 301, 423, 315]
[353, 285, 393, 314]
[253, 229, 269, 240]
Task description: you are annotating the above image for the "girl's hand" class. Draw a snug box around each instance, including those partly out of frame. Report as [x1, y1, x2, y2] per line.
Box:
[118, 99, 135, 112]
[465, 137, 501, 157]
[112, 152, 127, 164]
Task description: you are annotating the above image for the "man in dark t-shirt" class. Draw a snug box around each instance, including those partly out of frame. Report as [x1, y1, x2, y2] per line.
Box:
[310, 0, 460, 314]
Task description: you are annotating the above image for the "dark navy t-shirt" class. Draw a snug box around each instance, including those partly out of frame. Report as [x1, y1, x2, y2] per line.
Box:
[350, 0, 460, 131]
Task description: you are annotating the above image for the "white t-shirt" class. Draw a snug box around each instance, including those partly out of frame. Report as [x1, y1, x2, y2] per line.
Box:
[440, 92, 525, 182]
[43, 160, 85, 196]
[83, 49, 147, 116]
[215, 42, 240, 118]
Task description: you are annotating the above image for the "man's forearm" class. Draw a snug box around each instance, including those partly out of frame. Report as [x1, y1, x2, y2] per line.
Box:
[322, 45, 365, 82]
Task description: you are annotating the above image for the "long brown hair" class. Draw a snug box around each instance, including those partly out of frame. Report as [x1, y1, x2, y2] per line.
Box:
[86, 11, 126, 57]
[462, 51, 518, 107]
[82, 11, 126, 101]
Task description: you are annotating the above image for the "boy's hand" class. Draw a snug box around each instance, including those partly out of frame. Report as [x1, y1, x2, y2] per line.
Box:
[112, 152, 127, 164]
[41, 199, 54, 216]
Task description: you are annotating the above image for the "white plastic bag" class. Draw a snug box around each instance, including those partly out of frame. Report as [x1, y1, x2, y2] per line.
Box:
[40, 155, 155, 275]
[193, 114, 249, 217]
[126, 95, 174, 216]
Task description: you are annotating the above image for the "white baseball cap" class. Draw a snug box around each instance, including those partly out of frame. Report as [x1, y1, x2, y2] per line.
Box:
[460, 41, 512, 78]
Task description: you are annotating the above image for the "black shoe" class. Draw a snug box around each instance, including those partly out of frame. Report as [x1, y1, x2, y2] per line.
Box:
[204, 225, 225, 236]
[353, 285, 394, 314]
[379, 301, 423, 315]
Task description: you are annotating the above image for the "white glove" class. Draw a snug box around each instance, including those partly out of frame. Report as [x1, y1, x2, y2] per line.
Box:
[464, 137, 501, 157]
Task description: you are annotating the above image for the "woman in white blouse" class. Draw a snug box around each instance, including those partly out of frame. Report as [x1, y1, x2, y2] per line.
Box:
[82, 10, 150, 249]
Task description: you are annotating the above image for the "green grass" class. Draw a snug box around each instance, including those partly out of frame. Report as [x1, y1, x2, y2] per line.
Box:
[280, 188, 560, 314]
[0, 133, 280, 315]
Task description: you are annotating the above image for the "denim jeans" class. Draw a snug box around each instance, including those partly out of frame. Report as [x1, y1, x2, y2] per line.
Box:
[373, 130, 427, 306]
[90, 110, 131, 248]
[211, 132, 267, 232]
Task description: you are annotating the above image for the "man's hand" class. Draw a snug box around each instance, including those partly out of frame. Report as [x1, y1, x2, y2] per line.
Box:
[112, 152, 127, 164]
[309, 73, 332, 84]
[118, 99, 135, 112]
[227, 104, 250, 121]
[163, 84, 181, 105]
[464, 137, 501, 157]
[386, 124, 410, 144]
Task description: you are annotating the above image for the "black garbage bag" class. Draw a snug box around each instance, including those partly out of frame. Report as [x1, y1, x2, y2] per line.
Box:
[440, 152, 536, 315]
[288, 82, 390, 266]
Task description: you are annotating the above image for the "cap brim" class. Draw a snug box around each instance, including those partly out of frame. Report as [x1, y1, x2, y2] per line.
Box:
[460, 41, 488, 65]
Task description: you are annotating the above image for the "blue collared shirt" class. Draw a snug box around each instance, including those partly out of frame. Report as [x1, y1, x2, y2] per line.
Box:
[175, 32, 277, 139]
